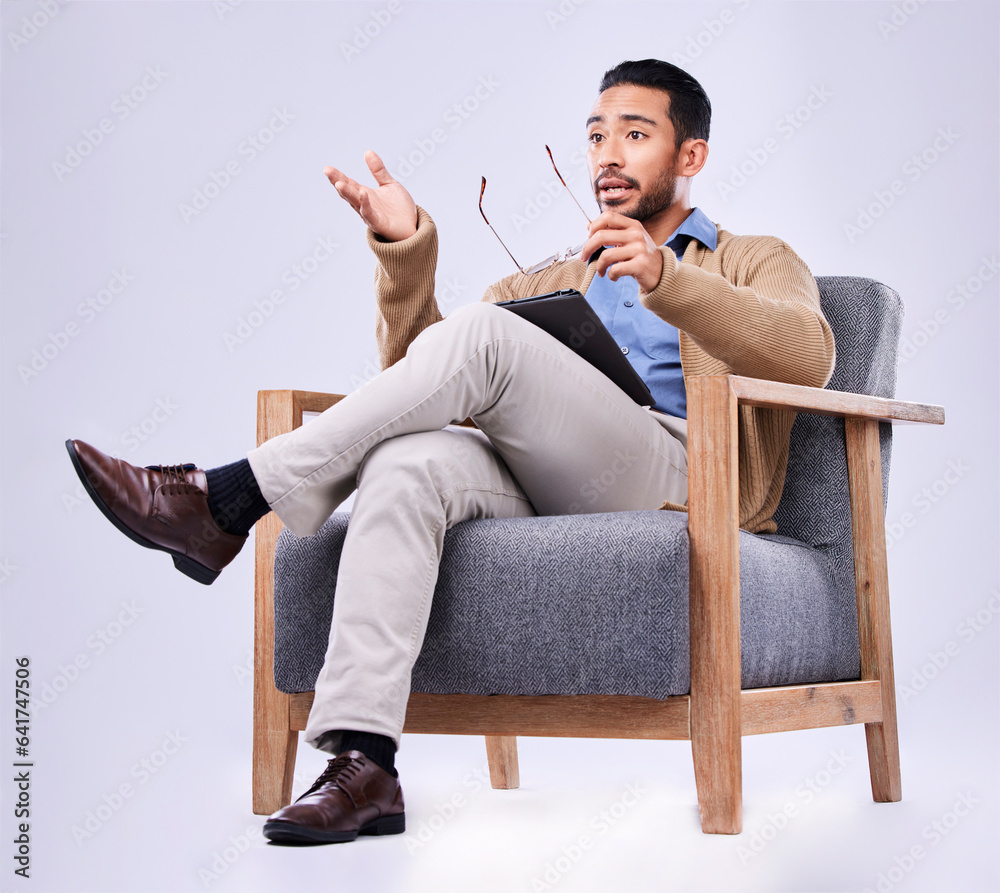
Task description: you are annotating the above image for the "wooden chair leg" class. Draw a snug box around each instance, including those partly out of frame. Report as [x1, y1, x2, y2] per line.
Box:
[846, 418, 901, 802]
[690, 720, 741, 834]
[485, 735, 519, 789]
[253, 725, 298, 815]
[688, 376, 742, 834]
[252, 458, 299, 815]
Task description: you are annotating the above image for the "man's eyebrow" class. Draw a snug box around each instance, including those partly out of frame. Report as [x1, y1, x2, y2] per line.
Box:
[620, 113, 659, 127]
[586, 113, 660, 128]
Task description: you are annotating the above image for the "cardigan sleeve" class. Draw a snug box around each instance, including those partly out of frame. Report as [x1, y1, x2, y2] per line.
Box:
[368, 205, 592, 367]
[368, 206, 444, 370]
[639, 236, 836, 388]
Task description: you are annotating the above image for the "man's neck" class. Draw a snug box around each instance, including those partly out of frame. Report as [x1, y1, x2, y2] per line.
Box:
[642, 201, 694, 247]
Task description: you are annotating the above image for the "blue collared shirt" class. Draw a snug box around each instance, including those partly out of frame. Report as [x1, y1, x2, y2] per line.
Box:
[584, 207, 718, 418]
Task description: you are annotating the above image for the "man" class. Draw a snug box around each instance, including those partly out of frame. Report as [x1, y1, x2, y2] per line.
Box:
[66, 60, 835, 845]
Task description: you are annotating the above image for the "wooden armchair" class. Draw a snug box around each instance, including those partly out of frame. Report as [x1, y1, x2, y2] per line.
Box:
[251, 277, 943, 833]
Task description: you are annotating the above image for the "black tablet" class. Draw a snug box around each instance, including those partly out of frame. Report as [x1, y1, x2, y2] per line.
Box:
[495, 290, 654, 407]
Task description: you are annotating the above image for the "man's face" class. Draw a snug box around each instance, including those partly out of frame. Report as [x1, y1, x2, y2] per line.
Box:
[586, 84, 679, 222]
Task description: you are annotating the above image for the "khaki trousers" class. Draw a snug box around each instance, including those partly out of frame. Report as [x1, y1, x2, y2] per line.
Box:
[247, 302, 688, 754]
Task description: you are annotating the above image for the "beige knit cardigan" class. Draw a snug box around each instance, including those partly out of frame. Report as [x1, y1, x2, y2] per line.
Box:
[366, 207, 836, 534]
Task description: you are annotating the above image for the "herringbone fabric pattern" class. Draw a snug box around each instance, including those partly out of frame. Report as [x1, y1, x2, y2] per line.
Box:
[773, 276, 902, 674]
[272, 276, 902, 699]
[274, 511, 855, 695]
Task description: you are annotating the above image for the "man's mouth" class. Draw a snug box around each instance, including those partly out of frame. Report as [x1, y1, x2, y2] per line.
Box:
[597, 176, 637, 200]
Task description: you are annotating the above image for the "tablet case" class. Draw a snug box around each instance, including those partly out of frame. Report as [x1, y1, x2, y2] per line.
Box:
[495, 290, 654, 407]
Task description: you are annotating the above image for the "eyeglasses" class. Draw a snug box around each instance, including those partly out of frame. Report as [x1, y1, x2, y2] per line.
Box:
[480, 146, 594, 275]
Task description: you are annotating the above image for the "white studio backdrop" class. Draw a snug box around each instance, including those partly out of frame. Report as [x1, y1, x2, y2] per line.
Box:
[1, 1, 997, 892]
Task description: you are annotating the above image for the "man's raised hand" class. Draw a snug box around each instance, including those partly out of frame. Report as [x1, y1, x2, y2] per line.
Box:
[580, 211, 665, 293]
[324, 150, 418, 242]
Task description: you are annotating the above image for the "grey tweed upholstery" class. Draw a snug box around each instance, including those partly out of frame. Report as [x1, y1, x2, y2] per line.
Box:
[272, 276, 902, 698]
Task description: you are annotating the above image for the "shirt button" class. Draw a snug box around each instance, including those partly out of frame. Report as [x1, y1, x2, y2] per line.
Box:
[621, 346, 629, 355]
[624, 300, 634, 307]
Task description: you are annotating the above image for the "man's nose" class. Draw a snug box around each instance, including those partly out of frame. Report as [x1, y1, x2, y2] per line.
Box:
[596, 138, 624, 170]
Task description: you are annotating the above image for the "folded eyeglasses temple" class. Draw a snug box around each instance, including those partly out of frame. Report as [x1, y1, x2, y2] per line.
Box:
[481, 148, 596, 274]
[545, 144, 592, 226]
[479, 176, 524, 271]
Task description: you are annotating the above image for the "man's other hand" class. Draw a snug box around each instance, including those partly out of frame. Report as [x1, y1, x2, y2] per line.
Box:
[324, 150, 418, 242]
[581, 212, 665, 293]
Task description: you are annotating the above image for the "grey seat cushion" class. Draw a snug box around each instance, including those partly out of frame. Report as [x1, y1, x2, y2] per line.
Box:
[271, 276, 903, 700]
[273, 510, 856, 696]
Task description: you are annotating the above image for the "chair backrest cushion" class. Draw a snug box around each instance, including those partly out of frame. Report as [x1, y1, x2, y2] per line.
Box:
[774, 276, 901, 561]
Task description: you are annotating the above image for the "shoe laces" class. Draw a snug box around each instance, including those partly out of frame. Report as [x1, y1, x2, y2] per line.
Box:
[144, 463, 197, 496]
[306, 753, 364, 795]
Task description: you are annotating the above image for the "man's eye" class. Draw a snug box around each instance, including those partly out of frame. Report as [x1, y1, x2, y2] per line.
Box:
[628, 131, 645, 140]
[588, 132, 604, 143]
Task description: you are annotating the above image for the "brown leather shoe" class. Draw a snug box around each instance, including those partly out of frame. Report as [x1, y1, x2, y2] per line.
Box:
[65, 439, 246, 585]
[263, 751, 405, 844]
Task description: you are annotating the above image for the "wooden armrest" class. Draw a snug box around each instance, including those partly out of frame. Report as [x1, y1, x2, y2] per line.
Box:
[256, 390, 346, 443]
[256, 389, 477, 442]
[727, 376, 944, 425]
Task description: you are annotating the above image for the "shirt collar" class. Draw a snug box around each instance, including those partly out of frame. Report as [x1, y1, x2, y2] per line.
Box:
[664, 206, 717, 253]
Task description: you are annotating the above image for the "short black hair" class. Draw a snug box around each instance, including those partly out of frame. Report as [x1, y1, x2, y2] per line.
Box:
[599, 60, 711, 148]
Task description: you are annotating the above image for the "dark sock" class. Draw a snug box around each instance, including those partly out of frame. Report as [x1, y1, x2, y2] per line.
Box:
[339, 730, 397, 777]
[204, 459, 270, 537]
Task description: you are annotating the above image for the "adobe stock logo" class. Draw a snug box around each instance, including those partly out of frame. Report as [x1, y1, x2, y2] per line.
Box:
[51, 66, 168, 182]
[17, 268, 135, 386]
[30, 601, 145, 714]
[877, 0, 928, 40]
[71, 730, 189, 846]
[739, 749, 852, 863]
[898, 587, 999, 705]
[393, 76, 502, 182]
[339, 0, 404, 62]
[222, 235, 339, 351]
[214, 0, 245, 21]
[7, 0, 69, 53]
[717, 85, 833, 200]
[545, 0, 588, 32]
[530, 783, 647, 889]
[671, 0, 750, 66]
[884, 458, 970, 552]
[862, 792, 980, 893]
[404, 762, 492, 854]
[179, 108, 295, 223]
[897, 253, 998, 366]
[843, 127, 959, 244]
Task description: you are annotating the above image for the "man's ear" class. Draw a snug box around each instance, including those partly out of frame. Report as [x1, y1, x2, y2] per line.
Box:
[675, 138, 709, 178]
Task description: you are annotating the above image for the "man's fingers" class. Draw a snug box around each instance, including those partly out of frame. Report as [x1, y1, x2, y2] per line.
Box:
[325, 165, 356, 195]
[356, 190, 382, 229]
[580, 234, 601, 264]
[324, 165, 373, 215]
[364, 149, 395, 186]
[588, 228, 628, 248]
[580, 229, 626, 264]
[592, 245, 632, 278]
[325, 152, 417, 241]
[588, 210, 635, 234]
[324, 165, 352, 187]
[333, 179, 365, 213]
